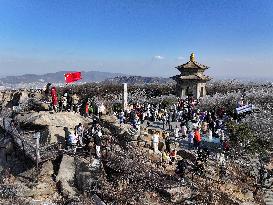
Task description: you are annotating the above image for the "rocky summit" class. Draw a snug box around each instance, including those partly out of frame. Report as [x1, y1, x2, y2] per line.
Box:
[0, 81, 272, 205]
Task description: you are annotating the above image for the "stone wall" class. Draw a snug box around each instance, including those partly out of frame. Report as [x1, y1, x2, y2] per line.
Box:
[176, 81, 207, 99]
[197, 82, 207, 98]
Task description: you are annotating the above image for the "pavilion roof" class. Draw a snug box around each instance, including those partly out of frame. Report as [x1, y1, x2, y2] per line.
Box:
[176, 60, 209, 70]
[175, 53, 209, 70]
[172, 73, 210, 81]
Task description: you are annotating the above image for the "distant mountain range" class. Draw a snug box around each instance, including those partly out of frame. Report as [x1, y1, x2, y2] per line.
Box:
[0, 71, 126, 84]
[0, 71, 174, 88]
[1, 71, 272, 87]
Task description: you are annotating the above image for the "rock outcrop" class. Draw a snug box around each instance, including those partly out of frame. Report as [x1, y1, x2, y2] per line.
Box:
[56, 155, 77, 197]
[15, 111, 90, 143]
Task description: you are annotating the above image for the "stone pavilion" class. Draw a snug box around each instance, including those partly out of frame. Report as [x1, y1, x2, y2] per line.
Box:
[171, 53, 211, 99]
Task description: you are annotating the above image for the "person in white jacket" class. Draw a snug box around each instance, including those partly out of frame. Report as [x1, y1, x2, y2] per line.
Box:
[181, 124, 187, 138]
[152, 131, 160, 153]
[207, 129, 213, 142]
[174, 125, 179, 138]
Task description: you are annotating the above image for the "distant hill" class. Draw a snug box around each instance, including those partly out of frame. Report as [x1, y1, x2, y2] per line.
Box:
[103, 75, 174, 85]
[0, 71, 176, 90]
[0, 71, 126, 84]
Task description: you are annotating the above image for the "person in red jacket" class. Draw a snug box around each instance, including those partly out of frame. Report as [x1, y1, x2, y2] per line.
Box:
[194, 127, 202, 149]
[51, 87, 58, 112]
[223, 139, 230, 152]
[85, 102, 89, 117]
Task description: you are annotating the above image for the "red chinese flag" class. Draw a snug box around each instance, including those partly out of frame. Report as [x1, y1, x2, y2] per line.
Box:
[64, 72, 82, 83]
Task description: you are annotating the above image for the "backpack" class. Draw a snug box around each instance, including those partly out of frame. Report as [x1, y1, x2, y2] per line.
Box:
[67, 135, 73, 145]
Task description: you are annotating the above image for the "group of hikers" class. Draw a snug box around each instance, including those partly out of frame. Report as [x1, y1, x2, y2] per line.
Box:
[46, 83, 105, 117]
[65, 120, 103, 158]
[43, 83, 108, 158]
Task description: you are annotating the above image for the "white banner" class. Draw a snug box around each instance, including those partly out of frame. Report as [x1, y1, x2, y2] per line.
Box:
[236, 104, 255, 114]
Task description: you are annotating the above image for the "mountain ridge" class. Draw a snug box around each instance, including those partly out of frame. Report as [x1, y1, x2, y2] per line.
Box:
[0, 71, 174, 88]
[0, 70, 126, 84]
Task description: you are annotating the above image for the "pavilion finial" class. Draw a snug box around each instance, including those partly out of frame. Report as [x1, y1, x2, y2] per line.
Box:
[190, 53, 195, 62]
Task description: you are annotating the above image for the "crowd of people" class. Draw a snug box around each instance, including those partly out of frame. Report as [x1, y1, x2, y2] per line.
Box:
[114, 96, 237, 180]
[64, 119, 104, 158]
[46, 83, 252, 180]
[117, 96, 231, 148]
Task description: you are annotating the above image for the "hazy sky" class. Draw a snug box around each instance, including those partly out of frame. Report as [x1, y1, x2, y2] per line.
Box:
[0, 0, 273, 78]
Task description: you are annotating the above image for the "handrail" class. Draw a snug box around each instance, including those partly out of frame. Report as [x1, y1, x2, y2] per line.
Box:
[1, 117, 60, 162]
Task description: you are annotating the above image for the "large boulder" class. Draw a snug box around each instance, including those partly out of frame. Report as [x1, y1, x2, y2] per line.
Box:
[16, 111, 89, 129]
[15, 111, 90, 143]
[19, 91, 29, 104]
[75, 157, 92, 192]
[56, 155, 77, 197]
[159, 186, 192, 203]
[19, 182, 55, 198]
[0, 91, 13, 107]
[177, 149, 196, 162]
[74, 157, 103, 197]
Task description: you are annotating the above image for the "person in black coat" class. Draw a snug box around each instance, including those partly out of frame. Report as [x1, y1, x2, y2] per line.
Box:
[94, 131, 102, 158]
[176, 159, 187, 179]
